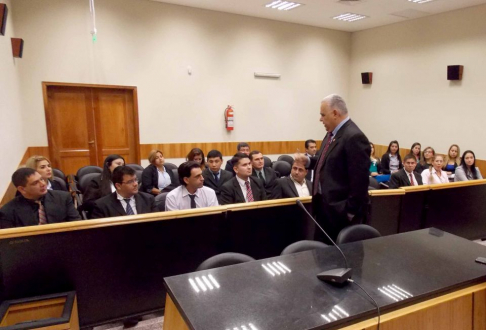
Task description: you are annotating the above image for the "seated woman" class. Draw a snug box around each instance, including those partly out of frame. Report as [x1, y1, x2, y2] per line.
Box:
[410, 142, 425, 173]
[186, 148, 206, 170]
[141, 149, 177, 195]
[443, 144, 460, 175]
[455, 150, 483, 181]
[82, 154, 125, 216]
[25, 155, 67, 191]
[420, 146, 435, 170]
[380, 140, 403, 174]
[421, 154, 449, 184]
[369, 142, 382, 176]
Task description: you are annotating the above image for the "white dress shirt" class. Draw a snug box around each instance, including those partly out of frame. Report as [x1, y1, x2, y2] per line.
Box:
[165, 185, 219, 211]
[404, 169, 418, 186]
[236, 176, 250, 202]
[157, 167, 171, 189]
[290, 175, 310, 197]
[116, 192, 137, 215]
[421, 168, 449, 185]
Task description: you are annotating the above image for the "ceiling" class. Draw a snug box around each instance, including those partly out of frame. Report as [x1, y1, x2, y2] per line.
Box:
[149, 0, 486, 32]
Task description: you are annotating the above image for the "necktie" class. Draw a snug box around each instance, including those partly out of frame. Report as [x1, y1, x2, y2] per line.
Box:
[189, 194, 197, 209]
[245, 181, 254, 202]
[409, 173, 415, 186]
[36, 201, 47, 225]
[313, 132, 334, 195]
[258, 171, 265, 183]
[124, 199, 134, 215]
[214, 173, 219, 183]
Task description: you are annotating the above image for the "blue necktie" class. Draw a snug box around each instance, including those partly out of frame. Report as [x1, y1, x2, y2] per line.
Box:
[124, 199, 134, 215]
[214, 173, 219, 183]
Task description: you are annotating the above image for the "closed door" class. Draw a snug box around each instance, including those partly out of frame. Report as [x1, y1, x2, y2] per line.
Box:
[43, 83, 140, 175]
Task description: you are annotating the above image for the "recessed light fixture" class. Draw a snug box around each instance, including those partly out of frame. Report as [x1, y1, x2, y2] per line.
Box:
[333, 13, 368, 22]
[265, 1, 303, 11]
[408, 0, 434, 3]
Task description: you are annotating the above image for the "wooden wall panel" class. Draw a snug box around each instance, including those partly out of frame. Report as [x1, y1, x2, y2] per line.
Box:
[474, 288, 486, 330]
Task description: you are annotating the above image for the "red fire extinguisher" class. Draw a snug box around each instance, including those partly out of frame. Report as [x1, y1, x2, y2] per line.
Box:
[224, 105, 234, 131]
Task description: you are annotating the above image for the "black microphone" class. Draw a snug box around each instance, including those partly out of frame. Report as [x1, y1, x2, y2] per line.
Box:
[296, 200, 352, 285]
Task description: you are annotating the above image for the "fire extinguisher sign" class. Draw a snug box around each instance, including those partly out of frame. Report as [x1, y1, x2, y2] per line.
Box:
[225, 105, 234, 131]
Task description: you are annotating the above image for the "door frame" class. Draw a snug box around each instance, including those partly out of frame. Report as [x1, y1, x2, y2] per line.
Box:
[42, 81, 141, 169]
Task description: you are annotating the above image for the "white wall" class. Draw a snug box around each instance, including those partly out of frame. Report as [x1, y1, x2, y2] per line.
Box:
[349, 4, 486, 158]
[0, 0, 27, 197]
[11, 0, 351, 147]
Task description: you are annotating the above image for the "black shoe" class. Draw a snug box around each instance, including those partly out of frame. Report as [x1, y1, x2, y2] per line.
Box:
[123, 316, 142, 328]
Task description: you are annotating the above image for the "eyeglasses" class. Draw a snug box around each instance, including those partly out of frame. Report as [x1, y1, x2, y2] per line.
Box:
[122, 178, 139, 185]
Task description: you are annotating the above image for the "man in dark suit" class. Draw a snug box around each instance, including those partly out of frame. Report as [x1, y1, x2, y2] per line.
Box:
[389, 154, 423, 188]
[91, 166, 156, 219]
[220, 153, 267, 205]
[202, 150, 233, 203]
[296, 94, 370, 241]
[250, 150, 281, 199]
[279, 159, 313, 198]
[0, 168, 81, 228]
[224, 142, 251, 176]
[305, 139, 317, 182]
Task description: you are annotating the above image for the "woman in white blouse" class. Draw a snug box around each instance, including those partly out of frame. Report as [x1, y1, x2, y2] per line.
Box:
[421, 154, 449, 184]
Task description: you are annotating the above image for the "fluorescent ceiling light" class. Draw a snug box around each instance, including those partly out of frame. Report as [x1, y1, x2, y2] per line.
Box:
[265, 1, 303, 11]
[332, 13, 368, 22]
[408, 0, 434, 3]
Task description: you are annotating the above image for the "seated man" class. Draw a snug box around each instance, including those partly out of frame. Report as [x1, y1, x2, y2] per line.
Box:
[220, 153, 267, 205]
[91, 166, 156, 218]
[305, 139, 317, 181]
[389, 154, 423, 188]
[250, 150, 281, 199]
[279, 159, 313, 198]
[0, 168, 80, 228]
[202, 150, 233, 203]
[166, 161, 219, 211]
[225, 142, 251, 176]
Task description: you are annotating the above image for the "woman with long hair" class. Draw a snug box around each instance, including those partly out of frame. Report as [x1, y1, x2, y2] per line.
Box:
[410, 142, 424, 173]
[83, 154, 125, 215]
[421, 154, 449, 184]
[421, 146, 435, 169]
[380, 140, 402, 174]
[443, 144, 460, 175]
[369, 142, 382, 176]
[186, 148, 206, 170]
[25, 155, 67, 191]
[455, 150, 483, 181]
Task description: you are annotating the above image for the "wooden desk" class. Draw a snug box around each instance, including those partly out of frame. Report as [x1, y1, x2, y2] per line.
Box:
[164, 229, 486, 330]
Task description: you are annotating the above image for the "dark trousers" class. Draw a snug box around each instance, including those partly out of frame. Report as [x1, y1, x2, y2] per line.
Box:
[312, 194, 364, 244]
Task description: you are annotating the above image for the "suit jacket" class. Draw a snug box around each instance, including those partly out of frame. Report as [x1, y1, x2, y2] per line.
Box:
[0, 190, 81, 228]
[380, 153, 403, 174]
[279, 176, 312, 198]
[224, 160, 236, 176]
[252, 167, 281, 199]
[309, 119, 370, 225]
[220, 176, 267, 205]
[202, 168, 233, 203]
[140, 164, 178, 195]
[91, 192, 156, 219]
[388, 169, 423, 188]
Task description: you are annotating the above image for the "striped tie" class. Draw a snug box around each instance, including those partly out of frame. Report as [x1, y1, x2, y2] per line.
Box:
[36, 201, 47, 225]
[245, 181, 254, 202]
[124, 199, 134, 215]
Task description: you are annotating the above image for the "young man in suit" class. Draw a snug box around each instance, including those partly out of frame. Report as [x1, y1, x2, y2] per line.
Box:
[250, 150, 281, 199]
[202, 150, 233, 203]
[91, 166, 156, 218]
[166, 161, 219, 211]
[389, 154, 423, 188]
[296, 94, 370, 241]
[224, 142, 251, 176]
[220, 153, 267, 205]
[305, 139, 317, 181]
[0, 168, 81, 228]
[279, 159, 313, 198]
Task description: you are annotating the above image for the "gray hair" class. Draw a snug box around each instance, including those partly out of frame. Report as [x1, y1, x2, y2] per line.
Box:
[322, 94, 348, 115]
